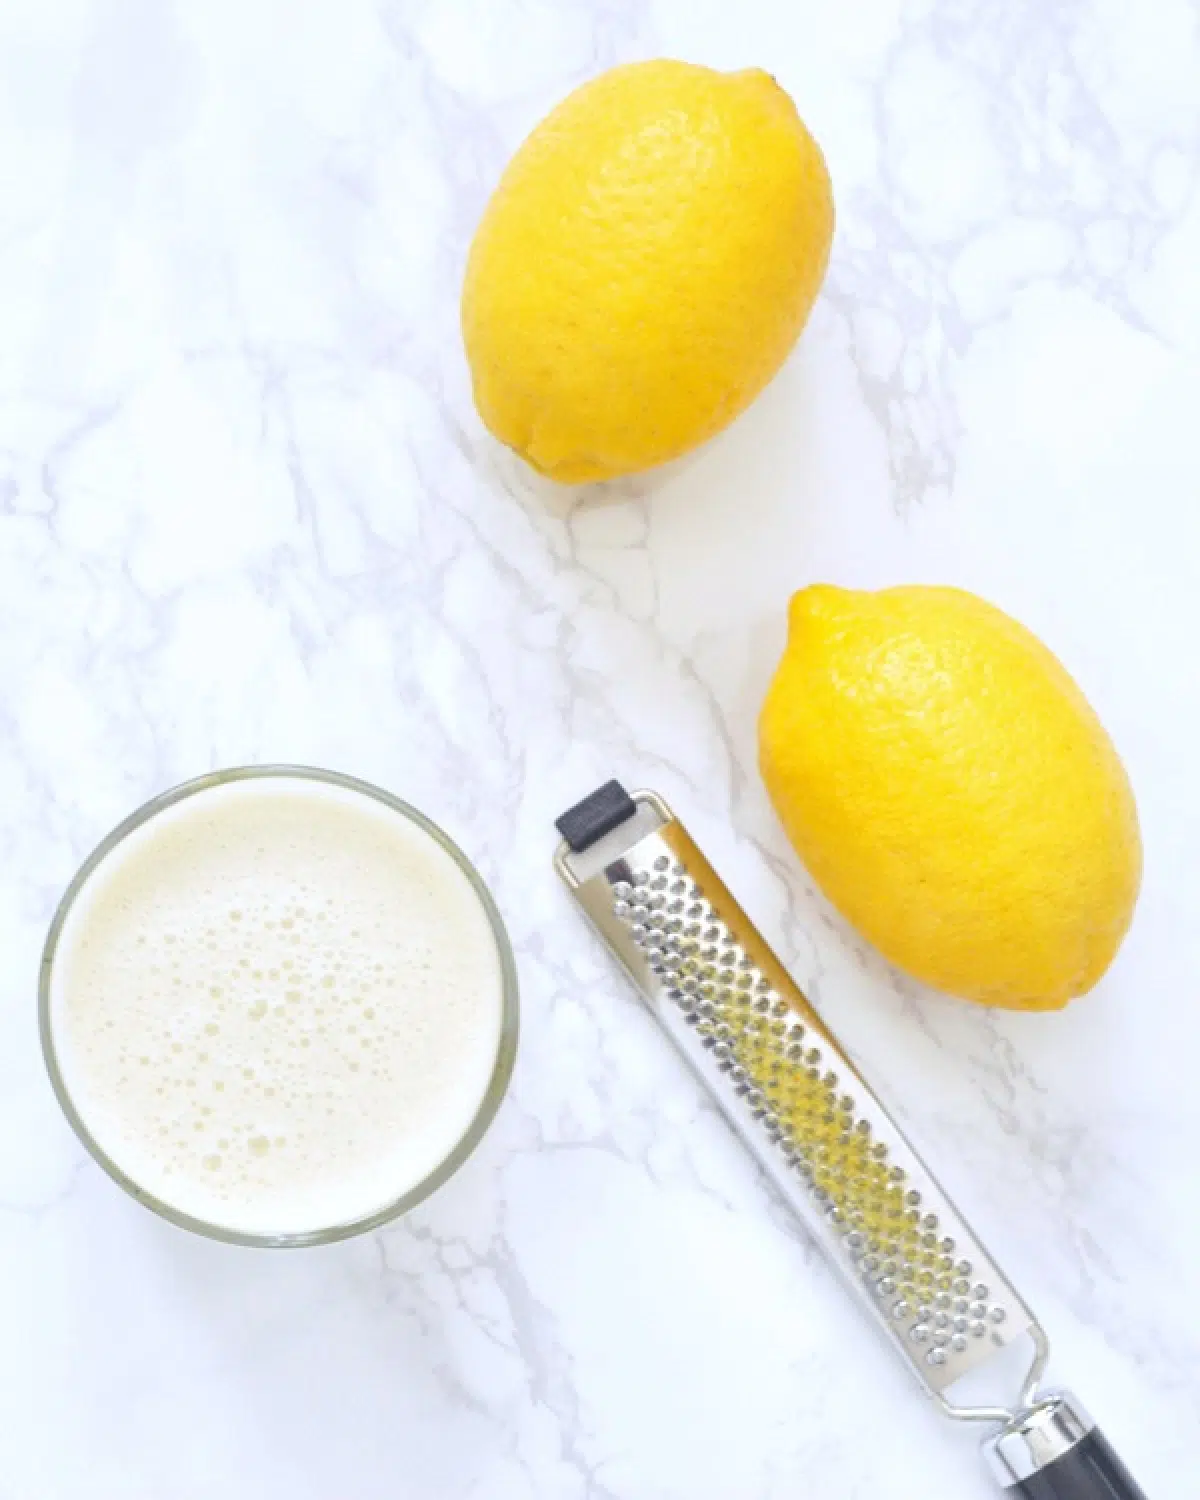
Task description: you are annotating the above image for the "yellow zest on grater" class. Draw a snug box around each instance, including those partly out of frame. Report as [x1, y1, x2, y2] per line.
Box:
[554, 783, 1147, 1500]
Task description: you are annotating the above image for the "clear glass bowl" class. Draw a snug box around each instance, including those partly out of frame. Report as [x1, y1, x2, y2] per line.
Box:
[39, 764, 519, 1248]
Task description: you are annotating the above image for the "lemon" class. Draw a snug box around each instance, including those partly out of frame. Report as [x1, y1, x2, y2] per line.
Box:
[461, 60, 833, 483]
[759, 586, 1141, 1010]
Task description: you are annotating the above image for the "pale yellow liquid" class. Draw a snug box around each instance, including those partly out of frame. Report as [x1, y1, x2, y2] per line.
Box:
[50, 778, 505, 1236]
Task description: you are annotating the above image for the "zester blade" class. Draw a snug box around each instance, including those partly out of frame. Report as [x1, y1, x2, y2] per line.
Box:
[555, 786, 1038, 1400]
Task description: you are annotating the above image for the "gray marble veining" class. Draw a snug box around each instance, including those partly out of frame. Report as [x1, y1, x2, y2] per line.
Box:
[0, 0, 1197, 1495]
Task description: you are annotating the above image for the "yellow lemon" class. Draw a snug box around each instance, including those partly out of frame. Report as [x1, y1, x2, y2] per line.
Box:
[461, 60, 833, 483]
[759, 586, 1141, 1009]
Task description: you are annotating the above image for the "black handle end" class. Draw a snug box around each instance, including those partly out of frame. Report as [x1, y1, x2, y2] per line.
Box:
[1005, 1426, 1146, 1500]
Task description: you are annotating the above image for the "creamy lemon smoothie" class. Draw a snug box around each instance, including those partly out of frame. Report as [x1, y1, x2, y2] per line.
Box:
[41, 769, 516, 1243]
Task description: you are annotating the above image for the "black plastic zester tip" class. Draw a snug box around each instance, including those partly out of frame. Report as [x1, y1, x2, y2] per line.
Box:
[555, 781, 637, 854]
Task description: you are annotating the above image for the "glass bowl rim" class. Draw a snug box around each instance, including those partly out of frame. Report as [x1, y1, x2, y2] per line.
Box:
[38, 763, 519, 1248]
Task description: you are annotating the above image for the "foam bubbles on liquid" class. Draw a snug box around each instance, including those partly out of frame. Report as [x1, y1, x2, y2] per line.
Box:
[51, 778, 505, 1237]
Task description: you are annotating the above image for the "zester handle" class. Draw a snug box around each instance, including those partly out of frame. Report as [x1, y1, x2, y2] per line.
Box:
[985, 1393, 1147, 1500]
[556, 784, 1150, 1500]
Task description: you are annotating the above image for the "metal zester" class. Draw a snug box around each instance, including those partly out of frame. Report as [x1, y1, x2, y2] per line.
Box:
[554, 782, 1148, 1500]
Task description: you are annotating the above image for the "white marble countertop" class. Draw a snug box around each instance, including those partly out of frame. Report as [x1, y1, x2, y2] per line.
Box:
[2, 1, 1198, 1496]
